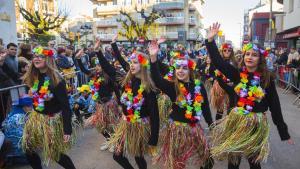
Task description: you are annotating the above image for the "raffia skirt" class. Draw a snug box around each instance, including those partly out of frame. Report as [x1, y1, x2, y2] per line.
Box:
[210, 80, 229, 112]
[158, 94, 172, 127]
[107, 117, 151, 157]
[154, 121, 210, 169]
[85, 99, 121, 135]
[210, 107, 270, 164]
[22, 111, 75, 164]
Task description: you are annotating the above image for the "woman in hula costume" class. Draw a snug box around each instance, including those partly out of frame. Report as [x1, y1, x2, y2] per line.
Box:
[22, 47, 76, 169]
[94, 38, 160, 169]
[75, 47, 121, 151]
[206, 23, 294, 169]
[149, 40, 213, 169]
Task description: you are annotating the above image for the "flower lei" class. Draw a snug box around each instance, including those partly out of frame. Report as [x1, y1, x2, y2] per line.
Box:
[234, 67, 265, 115]
[205, 66, 214, 81]
[120, 83, 145, 123]
[30, 77, 53, 112]
[88, 75, 104, 101]
[214, 69, 230, 83]
[32, 46, 54, 57]
[164, 66, 174, 81]
[176, 79, 204, 123]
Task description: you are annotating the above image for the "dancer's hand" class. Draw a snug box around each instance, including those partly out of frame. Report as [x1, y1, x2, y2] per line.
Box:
[112, 34, 118, 43]
[75, 49, 84, 59]
[148, 145, 158, 156]
[207, 22, 221, 42]
[148, 40, 159, 63]
[157, 37, 166, 45]
[64, 135, 71, 143]
[287, 138, 295, 145]
[94, 38, 101, 51]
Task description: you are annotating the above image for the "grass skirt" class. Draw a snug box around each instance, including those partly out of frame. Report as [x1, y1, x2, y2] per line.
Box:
[107, 117, 150, 157]
[210, 80, 229, 112]
[210, 107, 270, 164]
[22, 111, 74, 164]
[154, 122, 209, 169]
[85, 99, 121, 135]
[158, 94, 172, 127]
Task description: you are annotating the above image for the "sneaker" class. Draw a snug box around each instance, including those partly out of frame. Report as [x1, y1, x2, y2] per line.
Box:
[100, 143, 108, 151]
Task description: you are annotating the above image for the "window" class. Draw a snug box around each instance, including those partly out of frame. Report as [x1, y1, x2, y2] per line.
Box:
[123, 0, 132, 5]
[113, 0, 117, 5]
[298, 0, 300, 8]
[289, 0, 294, 13]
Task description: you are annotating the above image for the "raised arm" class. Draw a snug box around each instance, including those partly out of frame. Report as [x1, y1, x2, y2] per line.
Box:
[94, 39, 117, 79]
[111, 42, 129, 72]
[149, 40, 175, 98]
[205, 23, 239, 83]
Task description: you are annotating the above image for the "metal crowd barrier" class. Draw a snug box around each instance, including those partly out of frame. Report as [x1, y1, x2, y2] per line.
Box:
[275, 65, 300, 108]
[0, 68, 95, 118]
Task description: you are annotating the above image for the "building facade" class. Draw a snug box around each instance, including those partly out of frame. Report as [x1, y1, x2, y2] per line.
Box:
[15, 0, 58, 42]
[276, 0, 300, 49]
[0, 0, 17, 45]
[90, 0, 204, 47]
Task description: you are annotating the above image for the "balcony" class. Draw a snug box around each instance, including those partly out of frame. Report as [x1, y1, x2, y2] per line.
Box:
[189, 18, 196, 26]
[96, 19, 118, 28]
[98, 33, 115, 41]
[153, 2, 184, 10]
[165, 32, 178, 39]
[188, 32, 198, 40]
[157, 17, 184, 25]
[189, 5, 196, 11]
[96, 5, 120, 16]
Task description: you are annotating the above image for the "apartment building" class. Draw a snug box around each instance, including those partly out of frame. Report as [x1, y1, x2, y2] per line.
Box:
[15, 0, 58, 41]
[90, 0, 204, 46]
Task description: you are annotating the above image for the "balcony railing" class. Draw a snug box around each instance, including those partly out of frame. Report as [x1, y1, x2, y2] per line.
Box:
[165, 32, 178, 39]
[189, 18, 196, 25]
[98, 33, 115, 41]
[157, 17, 184, 25]
[153, 2, 184, 10]
[96, 19, 118, 27]
[188, 32, 198, 40]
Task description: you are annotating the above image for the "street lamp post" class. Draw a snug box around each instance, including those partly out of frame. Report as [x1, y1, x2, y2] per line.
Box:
[269, 0, 273, 48]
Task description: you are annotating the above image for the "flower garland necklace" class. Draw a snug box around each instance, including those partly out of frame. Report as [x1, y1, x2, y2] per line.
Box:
[120, 83, 145, 123]
[88, 75, 104, 101]
[30, 77, 53, 112]
[176, 79, 204, 122]
[164, 66, 174, 81]
[234, 67, 265, 115]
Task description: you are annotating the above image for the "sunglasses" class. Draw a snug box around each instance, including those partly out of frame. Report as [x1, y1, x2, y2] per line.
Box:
[223, 49, 232, 53]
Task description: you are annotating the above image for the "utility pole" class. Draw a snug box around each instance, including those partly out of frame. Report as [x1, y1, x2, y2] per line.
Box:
[269, 0, 273, 48]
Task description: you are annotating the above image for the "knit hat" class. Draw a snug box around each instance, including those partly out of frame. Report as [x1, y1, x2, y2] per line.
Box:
[18, 95, 33, 107]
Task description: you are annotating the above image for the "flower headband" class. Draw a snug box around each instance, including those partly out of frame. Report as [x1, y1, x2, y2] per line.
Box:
[242, 43, 269, 57]
[129, 52, 150, 69]
[221, 43, 233, 50]
[32, 46, 54, 57]
[173, 59, 196, 70]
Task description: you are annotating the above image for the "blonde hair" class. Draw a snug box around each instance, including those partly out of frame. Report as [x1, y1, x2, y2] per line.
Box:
[23, 47, 62, 87]
[120, 52, 156, 93]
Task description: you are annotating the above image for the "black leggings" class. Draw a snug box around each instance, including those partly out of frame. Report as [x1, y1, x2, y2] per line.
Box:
[25, 152, 76, 169]
[216, 111, 224, 121]
[228, 157, 261, 169]
[102, 130, 111, 139]
[113, 153, 147, 169]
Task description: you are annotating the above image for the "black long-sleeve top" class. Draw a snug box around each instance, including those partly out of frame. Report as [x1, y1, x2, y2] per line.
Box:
[96, 49, 160, 146]
[206, 40, 290, 140]
[33, 73, 72, 135]
[111, 42, 130, 72]
[76, 54, 114, 103]
[151, 61, 213, 126]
